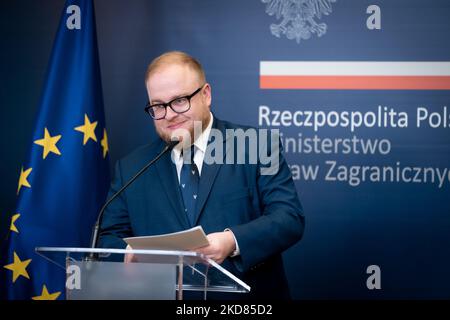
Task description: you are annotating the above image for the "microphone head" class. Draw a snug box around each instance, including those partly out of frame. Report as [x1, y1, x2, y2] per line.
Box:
[167, 139, 180, 150]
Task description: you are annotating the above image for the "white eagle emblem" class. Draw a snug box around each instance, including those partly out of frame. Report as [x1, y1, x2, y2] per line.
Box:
[262, 0, 336, 43]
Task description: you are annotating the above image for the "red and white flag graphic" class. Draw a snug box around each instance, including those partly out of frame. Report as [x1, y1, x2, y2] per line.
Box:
[260, 61, 450, 90]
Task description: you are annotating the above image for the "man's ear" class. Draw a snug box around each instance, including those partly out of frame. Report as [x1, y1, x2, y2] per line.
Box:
[202, 83, 212, 105]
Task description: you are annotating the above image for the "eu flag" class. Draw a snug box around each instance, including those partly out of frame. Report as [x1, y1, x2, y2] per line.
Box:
[3, 0, 110, 300]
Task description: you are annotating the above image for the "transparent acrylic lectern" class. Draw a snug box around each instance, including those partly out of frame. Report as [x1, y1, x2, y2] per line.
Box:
[35, 247, 250, 300]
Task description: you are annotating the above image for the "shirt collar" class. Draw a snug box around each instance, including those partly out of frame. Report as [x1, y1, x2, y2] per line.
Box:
[172, 111, 213, 159]
[194, 111, 213, 154]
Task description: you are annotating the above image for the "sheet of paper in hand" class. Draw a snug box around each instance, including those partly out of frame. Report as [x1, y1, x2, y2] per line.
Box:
[123, 226, 209, 251]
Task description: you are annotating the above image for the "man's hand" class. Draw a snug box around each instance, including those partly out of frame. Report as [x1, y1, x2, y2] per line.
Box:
[124, 244, 136, 263]
[194, 231, 236, 264]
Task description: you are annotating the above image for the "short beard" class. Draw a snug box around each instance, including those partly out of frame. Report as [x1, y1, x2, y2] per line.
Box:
[155, 112, 210, 144]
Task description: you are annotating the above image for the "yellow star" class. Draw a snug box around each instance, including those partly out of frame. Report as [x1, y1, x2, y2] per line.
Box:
[32, 285, 61, 300]
[17, 166, 32, 195]
[74, 114, 98, 145]
[100, 128, 109, 158]
[10, 213, 20, 233]
[33, 127, 62, 159]
[3, 252, 32, 283]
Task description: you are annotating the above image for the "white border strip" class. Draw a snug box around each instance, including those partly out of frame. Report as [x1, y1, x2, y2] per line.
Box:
[260, 61, 450, 76]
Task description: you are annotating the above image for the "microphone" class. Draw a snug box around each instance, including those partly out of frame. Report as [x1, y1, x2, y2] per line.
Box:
[87, 139, 179, 260]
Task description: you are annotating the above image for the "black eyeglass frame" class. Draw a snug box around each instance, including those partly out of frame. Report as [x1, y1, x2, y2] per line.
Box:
[144, 85, 204, 120]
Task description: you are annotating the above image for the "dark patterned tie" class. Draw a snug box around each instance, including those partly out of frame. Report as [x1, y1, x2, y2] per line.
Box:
[179, 145, 199, 226]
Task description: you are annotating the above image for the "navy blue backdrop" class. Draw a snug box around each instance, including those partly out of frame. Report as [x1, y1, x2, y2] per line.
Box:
[1, 0, 449, 299]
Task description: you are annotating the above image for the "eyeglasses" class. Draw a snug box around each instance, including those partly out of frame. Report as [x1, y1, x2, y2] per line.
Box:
[145, 86, 204, 120]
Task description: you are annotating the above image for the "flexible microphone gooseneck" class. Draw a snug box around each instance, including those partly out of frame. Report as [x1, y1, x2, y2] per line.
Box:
[87, 139, 179, 260]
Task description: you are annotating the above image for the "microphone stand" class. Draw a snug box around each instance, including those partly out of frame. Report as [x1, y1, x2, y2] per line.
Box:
[86, 139, 179, 261]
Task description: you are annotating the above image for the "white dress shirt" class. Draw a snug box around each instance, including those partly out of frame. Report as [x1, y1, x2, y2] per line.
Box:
[172, 112, 213, 181]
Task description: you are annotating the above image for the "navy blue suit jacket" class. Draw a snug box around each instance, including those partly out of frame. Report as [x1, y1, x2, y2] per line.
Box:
[98, 117, 305, 299]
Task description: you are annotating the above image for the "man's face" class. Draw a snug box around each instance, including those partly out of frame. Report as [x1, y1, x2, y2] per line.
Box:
[146, 64, 211, 143]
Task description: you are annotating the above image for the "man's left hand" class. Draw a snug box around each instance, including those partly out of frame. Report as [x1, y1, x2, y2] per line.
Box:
[194, 231, 236, 264]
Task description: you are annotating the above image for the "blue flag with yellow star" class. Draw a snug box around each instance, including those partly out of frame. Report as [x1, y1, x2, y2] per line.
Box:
[3, 0, 110, 300]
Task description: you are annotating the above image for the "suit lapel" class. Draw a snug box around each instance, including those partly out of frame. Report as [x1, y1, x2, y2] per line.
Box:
[193, 118, 229, 225]
[154, 141, 190, 228]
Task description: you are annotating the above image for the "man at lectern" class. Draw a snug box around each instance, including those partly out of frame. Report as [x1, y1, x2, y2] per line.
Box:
[98, 51, 305, 299]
